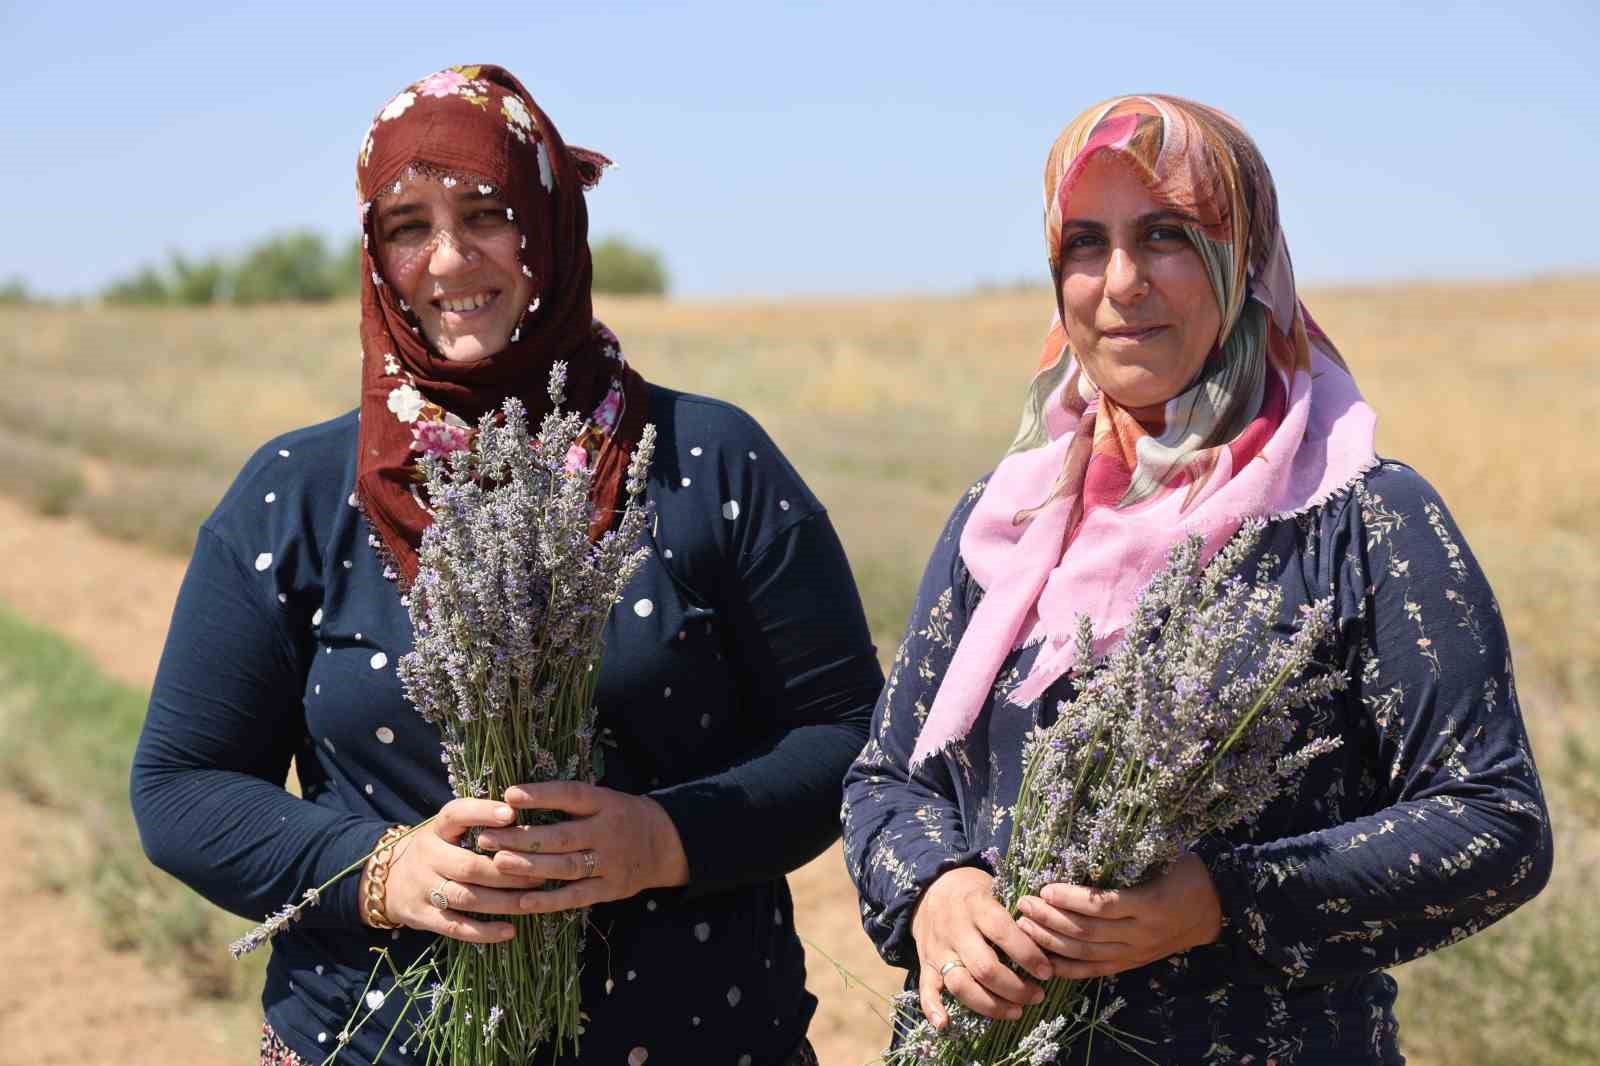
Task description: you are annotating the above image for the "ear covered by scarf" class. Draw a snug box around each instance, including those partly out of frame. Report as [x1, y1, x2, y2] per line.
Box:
[352, 64, 649, 588]
[909, 94, 1378, 768]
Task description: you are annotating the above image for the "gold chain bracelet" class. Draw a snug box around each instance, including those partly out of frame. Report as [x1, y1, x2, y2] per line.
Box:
[363, 824, 411, 931]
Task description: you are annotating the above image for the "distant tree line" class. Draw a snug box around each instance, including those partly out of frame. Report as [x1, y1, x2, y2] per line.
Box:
[84, 231, 667, 306]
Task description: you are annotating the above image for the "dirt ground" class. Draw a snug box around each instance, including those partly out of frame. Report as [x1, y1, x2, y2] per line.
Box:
[0, 495, 900, 1065]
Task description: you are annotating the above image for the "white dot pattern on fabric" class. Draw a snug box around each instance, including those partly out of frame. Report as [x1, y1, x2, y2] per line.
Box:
[315, 965, 324, 975]
[317, 1033, 327, 1044]
[264, 492, 277, 503]
[324, 737, 336, 754]
[254, 552, 273, 571]
[663, 548, 673, 559]
[748, 451, 757, 460]
[364, 784, 374, 795]
[700, 713, 711, 728]
[663, 686, 672, 698]
[347, 492, 359, 508]
[605, 977, 615, 994]
[354, 632, 362, 640]
[277, 593, 287, 604]
[690, 446, 703, 457]
[779, 499, 791, 511]
[727, 986, 742, 1007]
[628, 1049, 648, 1066]
[376, 726, 395, 744]
[314, 684, 321, 695]
[739, 1056, 753, 1066]
[680, 477, 692, 488]
[634, 599, 654, 618]
[691, 1016, 701, 1027]
[312, 607, 324, 626]
[722, 500, 740, 521]
[366, 990, 386, 1010]
[774, 907, 782, 925]
[693, 921, 710, 942]
[646, 899, 658, 911]
[627, 969, 637, 981]
[371, 653, 389, 671]
[343, 560, 353, 570]
[279, 449, 291, 458]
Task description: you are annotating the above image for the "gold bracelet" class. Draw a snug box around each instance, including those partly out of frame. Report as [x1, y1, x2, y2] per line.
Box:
[363, 824, 410, 931]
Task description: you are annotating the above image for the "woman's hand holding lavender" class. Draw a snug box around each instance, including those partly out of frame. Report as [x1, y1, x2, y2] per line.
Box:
[361, 798, 540, 942]
[1016, 853, 1223, 980]
[910, 867, 1052, 1028]
[477, 781, 690, 911]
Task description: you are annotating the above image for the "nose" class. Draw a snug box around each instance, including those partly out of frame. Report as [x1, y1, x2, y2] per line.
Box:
[1103, 246, 1149, 304]
[426, 229, 478, 276]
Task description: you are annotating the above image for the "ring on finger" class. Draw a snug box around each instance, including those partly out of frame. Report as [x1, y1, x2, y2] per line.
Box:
[939, 957, 966, 978]
[428, 878, 453, 910]
[581, 849, 597, 878]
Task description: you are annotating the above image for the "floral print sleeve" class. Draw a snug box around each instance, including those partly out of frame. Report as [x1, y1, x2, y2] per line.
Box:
[1199, 462, 1554, 985]
[842, 483, 987, 969]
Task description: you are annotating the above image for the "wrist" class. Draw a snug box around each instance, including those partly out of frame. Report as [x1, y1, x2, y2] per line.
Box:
[640, 795, 690, 889]
[361, 825, 409, 930]
[913, 865, 989, 944]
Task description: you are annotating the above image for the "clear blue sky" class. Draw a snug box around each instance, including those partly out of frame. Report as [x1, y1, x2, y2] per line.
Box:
[3, 1, 1595, 298]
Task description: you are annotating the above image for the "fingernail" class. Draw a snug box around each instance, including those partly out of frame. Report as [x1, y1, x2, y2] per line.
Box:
[495, 805, 513, 820]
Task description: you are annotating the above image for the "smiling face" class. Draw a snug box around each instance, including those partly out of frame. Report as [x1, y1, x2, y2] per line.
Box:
[374, 178, 535, 363]
[1056, 153, 1222, 409]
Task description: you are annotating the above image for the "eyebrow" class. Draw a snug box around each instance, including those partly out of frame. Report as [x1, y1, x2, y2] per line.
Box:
[377, 188, 503, 223]
[1062, 210, 1197, 230]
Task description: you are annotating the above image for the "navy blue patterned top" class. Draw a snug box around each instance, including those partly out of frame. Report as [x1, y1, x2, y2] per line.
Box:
[131, 385, 883, 1066]
[842, 461, 1553, 1064]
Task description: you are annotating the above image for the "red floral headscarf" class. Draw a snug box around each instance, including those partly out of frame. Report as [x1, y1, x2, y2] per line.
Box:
[353, 64, 649, 588]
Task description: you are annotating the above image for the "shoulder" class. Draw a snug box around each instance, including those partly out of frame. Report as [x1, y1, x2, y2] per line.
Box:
[645, 385, 826, 566]
[945, 475, 993, 545]
[1352, 459, 1449, 517]
[646, 384, 776, 453]
[201, 410, 359, 564]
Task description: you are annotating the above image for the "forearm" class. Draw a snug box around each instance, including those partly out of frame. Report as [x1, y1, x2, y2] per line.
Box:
[843, 741, 980, 968]
[651, 711, 871, 897]
[1198, 790, 1552, 984]
[132, 762, 389, 929]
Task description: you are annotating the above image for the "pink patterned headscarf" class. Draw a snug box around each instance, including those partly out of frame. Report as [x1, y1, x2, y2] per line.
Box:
[910, 95, 1378, 767]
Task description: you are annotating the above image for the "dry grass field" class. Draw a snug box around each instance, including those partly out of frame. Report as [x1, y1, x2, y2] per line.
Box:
[1, 276, 1596, 1064]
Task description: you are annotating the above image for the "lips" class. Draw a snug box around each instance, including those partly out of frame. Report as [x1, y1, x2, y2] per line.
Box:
[1101, 325, 1168, 342]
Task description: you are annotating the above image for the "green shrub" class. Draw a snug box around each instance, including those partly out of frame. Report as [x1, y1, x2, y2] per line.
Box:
[591, 235, 668, 295]
[0, 277, 29, 305]
[231, 231, 337, 304]
[103, 264, 173, 305]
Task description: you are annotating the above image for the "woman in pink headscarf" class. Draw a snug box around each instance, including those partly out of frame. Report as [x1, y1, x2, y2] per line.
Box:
[842, 95, 1551, 1063]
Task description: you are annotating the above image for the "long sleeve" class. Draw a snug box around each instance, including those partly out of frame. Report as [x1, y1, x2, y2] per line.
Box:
[130, 525, 388, 929]
[1198, 464, 1554, 985]
[842, 487, 985, 969]
[650, 508, 883, 897]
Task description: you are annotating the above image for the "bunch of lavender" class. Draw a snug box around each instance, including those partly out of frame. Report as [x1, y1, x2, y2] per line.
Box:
[230, 364, 655, 1066]
[891, 522, 1347, 1065]
[386, 367, 654, 1065]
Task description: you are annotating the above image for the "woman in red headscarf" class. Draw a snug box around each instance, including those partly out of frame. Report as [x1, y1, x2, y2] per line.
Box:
[132, 65, 881, 1066]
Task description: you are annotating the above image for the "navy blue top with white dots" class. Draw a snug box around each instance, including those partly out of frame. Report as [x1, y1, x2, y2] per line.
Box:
[131, 385, 884, 1065]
